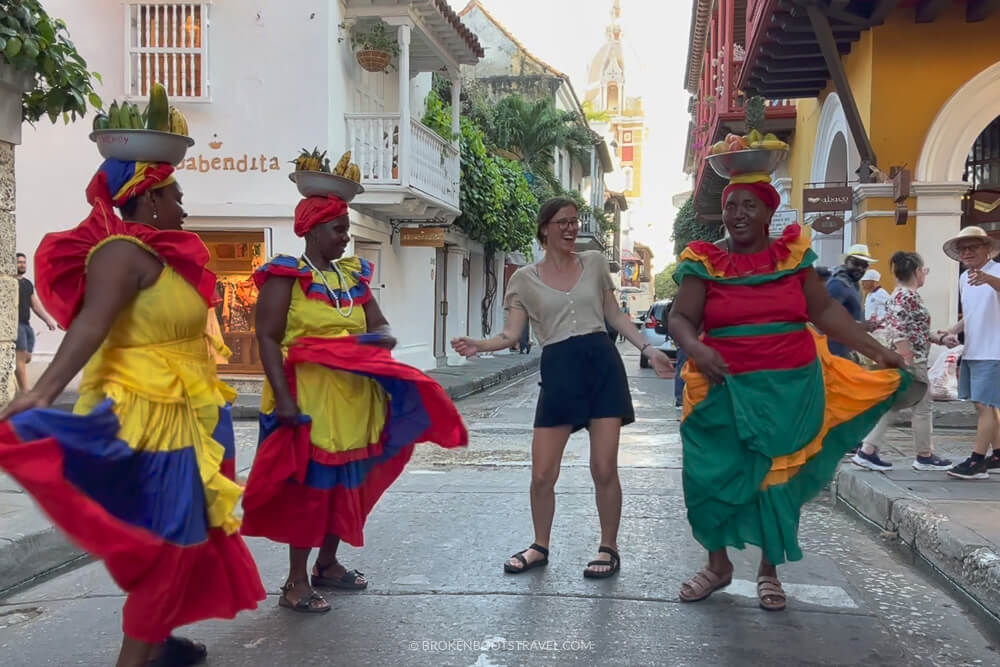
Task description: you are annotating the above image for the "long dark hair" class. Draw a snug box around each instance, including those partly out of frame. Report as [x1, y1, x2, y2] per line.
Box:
[890, 251, 923, 282]
[536, 197, 577, 246]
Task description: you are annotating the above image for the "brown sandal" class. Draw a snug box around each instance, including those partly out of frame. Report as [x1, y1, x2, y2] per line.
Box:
[757, 576, 787, 611]
[678, 568, 733, 602]
[279, 580, 331, 613]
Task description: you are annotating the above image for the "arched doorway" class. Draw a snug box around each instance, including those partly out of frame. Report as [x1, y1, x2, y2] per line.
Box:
[916, 61, 1000, 324]
[810, 93, 860, 269]
[961, 114, 1000, 249]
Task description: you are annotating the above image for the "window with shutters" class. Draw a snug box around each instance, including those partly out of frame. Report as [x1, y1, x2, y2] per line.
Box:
[126, 3, 209, 101]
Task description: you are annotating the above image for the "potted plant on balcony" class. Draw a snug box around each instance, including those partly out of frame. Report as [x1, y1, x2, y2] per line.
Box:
[340, 21, 400, 73]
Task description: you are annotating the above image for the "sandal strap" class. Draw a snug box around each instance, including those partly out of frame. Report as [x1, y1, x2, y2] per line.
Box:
[684, 569, 724, 593]
[597, 546, 620, 565]
[528, 543, 549, 557]
[508, 552, 528, 568]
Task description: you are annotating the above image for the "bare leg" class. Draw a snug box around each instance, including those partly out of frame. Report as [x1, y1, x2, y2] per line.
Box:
[281, 545, 328, 611]
[313, 534, 367, 587]
[585, 417, 622, 574]
[973, 403, 997, 456]
[116, 636, 156, 667]
[506, 425, 572, 569]
[14, 350, 28, 393]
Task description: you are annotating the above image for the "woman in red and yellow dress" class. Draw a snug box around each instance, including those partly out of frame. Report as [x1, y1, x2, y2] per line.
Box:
[241, 195, 467, 613]
[668, 178, 910, 611]
[0, 160, 266, 666]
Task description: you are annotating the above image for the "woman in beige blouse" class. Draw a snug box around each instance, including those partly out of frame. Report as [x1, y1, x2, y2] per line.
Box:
[452, 197, 673, 578]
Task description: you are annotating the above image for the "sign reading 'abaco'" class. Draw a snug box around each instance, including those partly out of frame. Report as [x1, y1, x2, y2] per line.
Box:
[803, 186, 853, 213]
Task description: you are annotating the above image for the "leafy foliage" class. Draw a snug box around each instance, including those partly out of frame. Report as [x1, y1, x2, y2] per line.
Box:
[490, 95, 592, 190]
[671, 197, 723, 257]
[338, 21, 400, 67]
[0, 0, 102, 124]
[423, 90, 537, 254]
[745, 95, 766, 134]
[654, 262, 679, 300]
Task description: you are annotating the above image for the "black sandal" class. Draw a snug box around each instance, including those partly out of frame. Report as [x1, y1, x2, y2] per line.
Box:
[148, 636, 207, 667]
[503, 543, 549, 574]
[312, 560, 368, 590]
[278, 580, 331, 613]
[583, 546, 621, 579]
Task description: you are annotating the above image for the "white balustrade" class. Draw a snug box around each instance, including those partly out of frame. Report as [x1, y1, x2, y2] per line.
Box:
[346, 113, 401, 184]
[409, 119, 459, 208]
[345, 113, 459, 209]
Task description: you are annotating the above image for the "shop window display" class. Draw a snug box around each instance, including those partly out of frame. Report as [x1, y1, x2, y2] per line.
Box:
[198, 231, 266, 373]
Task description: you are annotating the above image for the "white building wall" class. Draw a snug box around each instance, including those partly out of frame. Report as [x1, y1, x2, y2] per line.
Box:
[14, 0, 455, 375]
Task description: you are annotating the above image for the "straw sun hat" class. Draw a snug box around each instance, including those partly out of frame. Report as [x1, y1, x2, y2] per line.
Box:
[942, 226, 1000, 261]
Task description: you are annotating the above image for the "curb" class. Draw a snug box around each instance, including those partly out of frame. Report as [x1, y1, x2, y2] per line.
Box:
[440, 356, 540, 401]
[1, 356, 540, 594]
[0, 526, 85, 593]
[836, 467, 1000, 620]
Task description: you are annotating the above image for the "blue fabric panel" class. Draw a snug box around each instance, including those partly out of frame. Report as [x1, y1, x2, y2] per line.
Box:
[10, 400, 209, 545]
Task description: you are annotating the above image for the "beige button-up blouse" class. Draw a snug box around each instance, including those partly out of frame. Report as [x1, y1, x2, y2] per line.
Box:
[503, 250, 615, 348]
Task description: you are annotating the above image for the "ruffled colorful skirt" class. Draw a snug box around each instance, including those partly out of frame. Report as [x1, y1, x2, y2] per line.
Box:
[241, 336, 468, 548]
[681, 328, 911, 565]
[0, 400, 265, 643]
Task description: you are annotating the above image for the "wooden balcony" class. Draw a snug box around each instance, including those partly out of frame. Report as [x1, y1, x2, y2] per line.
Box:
[346, 113, 460, 220]
[576, 211, 607, 253]
[685, 0, 796, 220]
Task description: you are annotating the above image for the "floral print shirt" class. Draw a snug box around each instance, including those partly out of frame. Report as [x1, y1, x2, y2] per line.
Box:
[881, 286, 931, 363]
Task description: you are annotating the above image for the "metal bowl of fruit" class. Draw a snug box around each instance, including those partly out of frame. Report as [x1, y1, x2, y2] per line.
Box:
[89, 129, 195, 166]
[289, 170, 365, 201]
[706, 148, 788, 179]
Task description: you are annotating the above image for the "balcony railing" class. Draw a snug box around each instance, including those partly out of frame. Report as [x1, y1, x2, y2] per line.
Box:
[688, 0, 794, 168]
[345, 113, 460, 210]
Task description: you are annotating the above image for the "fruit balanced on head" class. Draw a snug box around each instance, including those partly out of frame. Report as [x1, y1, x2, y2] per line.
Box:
[292, 148, 363, 183]
[93, 81, 189, 137]
[709, 130, 788, 156]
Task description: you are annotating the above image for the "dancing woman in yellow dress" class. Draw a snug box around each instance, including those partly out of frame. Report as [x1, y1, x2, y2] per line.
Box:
[0, 159, 265, 666]
[242, 195, 467, 613]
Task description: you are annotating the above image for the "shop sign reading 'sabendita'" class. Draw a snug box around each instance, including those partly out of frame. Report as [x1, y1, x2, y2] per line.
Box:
[177, 153, 282, 173]
[802, 186, 853, 213]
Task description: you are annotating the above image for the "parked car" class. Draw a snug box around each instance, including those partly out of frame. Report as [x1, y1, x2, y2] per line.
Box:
[636, 300, 677, 367]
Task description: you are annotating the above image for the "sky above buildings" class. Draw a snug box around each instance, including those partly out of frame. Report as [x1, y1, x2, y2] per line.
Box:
[448, 0, 694, 267]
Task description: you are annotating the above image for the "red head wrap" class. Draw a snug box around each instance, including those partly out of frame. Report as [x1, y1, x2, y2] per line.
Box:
[721, 182, 781, 212]
[294, 195, 349, 237]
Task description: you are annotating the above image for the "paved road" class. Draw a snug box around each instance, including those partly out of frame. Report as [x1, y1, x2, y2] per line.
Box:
[0, 347, 997, 666]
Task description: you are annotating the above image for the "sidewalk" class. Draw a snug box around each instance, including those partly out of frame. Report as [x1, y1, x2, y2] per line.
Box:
[836, 422, 1000, 620]
[0, 350, 540, 592]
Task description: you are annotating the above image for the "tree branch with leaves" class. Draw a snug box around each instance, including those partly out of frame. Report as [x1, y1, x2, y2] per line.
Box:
[0, 0, 102, 124]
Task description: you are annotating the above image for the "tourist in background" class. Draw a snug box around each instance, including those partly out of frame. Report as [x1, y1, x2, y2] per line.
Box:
[853, 252, 953, 472]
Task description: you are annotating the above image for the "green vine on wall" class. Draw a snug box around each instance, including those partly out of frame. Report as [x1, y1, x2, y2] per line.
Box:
[671, 196, 723, 258]
[0, 1, 102, 124]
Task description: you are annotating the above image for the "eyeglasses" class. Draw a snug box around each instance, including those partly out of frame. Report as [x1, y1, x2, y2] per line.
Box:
[922, 266, 931, 275]
[550, 217, 580, 229]
[957, 243, 986, 254]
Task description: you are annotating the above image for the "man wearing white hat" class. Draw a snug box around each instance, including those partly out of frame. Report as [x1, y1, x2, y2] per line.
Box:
[825, 244, 878, 358]
[861, 268, 890, 324]
[936, 226, 1000, 480]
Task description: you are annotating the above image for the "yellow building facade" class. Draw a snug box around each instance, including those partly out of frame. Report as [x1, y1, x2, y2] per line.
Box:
[713, 1, 1000, 327]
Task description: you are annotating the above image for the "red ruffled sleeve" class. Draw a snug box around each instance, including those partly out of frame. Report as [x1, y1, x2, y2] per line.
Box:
[34, 198, 219, 329]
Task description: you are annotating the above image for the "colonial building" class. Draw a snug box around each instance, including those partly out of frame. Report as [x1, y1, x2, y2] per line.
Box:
[685, 0, 1000, 328]
[16, 0, 487, 384]
[585, 0, 653, 311]
[458, 0, 612, 256]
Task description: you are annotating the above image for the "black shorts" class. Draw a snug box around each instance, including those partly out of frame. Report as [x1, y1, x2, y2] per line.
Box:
[535, 333, 635, 432]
